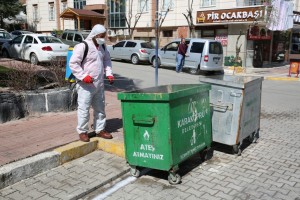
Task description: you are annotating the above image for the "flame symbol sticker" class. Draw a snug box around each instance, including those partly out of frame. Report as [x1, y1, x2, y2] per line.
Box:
[190, 129, 196, 146]
[143, 130, 150, 141]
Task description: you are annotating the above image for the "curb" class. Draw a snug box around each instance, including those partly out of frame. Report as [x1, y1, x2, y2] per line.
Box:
[0, 138, 125, 189]
[265, 76, 300, 81]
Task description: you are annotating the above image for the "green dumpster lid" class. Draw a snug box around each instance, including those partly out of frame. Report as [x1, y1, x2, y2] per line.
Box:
[117, 84, 211, 101]
[199, 75, 263, 89]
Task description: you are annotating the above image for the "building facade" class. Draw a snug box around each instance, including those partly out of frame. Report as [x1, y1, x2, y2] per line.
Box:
[25, 0, 107, 34]
[108, 0, 299, 68]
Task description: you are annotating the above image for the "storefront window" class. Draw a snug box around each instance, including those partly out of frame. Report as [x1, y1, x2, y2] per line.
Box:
[272, 31, 289, 62]
[291, 31, 300, 55]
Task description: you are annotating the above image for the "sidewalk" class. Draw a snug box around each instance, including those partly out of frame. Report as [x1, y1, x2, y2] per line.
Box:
[224, 64, 300, 81]
[0, 60, 299, 190]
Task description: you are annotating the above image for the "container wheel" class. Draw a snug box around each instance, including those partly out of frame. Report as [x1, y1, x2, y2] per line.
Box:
[253, 129, 259, 143]
[200, 147, 213, 162]
[233, 144, 242, 156]
[248, 132, 255, 143]
[130, 167, 140, 177]
[168, 173, 181, 185]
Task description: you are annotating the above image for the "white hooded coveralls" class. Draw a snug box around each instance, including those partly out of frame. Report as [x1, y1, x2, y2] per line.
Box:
[69, 25, 113, 134]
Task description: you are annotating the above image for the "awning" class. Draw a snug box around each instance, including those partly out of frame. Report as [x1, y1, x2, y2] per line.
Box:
[60, 8, 105, 19]
[60, 8, 105, 30]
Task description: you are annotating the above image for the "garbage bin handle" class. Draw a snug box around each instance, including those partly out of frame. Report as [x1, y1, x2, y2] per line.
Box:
[230, 91, 242, 97]
[210, 103, 233, 111]
[132, 115, 155, 125]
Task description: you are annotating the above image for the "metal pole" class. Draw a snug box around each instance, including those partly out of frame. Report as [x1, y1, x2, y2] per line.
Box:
[155, 0, 159, 86]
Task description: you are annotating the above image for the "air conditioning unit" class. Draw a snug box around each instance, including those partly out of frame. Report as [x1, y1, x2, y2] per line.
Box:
[116, 29, 124, 35]
[107, 29, 116, 37]
[123, 29, 129, 36]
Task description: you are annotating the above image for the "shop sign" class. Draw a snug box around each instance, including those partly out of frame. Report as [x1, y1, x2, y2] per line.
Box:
[215, 35, 228, 46]
[196, 7, 265, 24]
[247, 25, 271, 40]
[294, 11, 300, 25]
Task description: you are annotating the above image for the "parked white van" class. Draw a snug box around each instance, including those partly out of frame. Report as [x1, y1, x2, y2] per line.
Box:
[149, 38, 223, 75]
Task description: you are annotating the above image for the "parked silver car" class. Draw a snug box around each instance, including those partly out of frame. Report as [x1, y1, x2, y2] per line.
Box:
[149, 38, 223, 75]
[107, 40, 154, 64]
[61, 29, 90, 47]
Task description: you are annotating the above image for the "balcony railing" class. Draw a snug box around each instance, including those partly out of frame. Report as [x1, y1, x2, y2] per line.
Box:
[236, 0, 267, 7]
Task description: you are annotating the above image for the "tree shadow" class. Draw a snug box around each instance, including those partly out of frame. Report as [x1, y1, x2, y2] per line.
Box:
[104, 73, 140, 92]
[105, 118, 123, 132]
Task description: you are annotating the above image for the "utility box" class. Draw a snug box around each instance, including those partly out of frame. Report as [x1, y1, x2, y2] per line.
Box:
[118, 84, 212, 184]
[200, 76, 263, 155]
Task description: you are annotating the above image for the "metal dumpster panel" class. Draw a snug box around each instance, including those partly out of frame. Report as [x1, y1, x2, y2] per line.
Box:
[199, 75, 263, 146]
[118, 84, 212, 171]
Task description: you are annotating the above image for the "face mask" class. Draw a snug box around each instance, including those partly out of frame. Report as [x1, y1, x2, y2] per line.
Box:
[96, 38, 105, 45]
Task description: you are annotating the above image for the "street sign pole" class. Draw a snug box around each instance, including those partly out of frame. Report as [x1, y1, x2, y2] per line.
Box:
[155, 0, 159, 86]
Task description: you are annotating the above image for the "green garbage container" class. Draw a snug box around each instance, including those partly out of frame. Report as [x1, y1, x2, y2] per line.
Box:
[117, 84, 212, 184]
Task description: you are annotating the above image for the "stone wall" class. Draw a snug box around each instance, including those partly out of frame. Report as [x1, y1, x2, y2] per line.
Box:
[0, 87, 77, 123]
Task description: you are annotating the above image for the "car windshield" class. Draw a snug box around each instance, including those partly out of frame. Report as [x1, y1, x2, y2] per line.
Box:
[141, 42, 154, 49]
[38, 36, 62, 43]
[0, 32, 12, 39]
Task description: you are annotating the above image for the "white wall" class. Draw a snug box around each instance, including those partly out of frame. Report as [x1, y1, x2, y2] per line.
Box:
[26, 0, 108, 33]
[133, 0, 239, 28]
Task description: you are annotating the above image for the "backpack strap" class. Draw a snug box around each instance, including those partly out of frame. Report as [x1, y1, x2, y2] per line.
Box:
[101, 44, 106, 51]
[81, 41, 88, 65]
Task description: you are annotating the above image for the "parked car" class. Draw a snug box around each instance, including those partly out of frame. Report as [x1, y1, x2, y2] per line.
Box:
[0, 29, 13, 50]
[149, 38, 224, 75]
[10, 30, 34, 39]
[1, 34, 69, 65]
[107, 40, 154, 64]
[60, 29, 90, 47]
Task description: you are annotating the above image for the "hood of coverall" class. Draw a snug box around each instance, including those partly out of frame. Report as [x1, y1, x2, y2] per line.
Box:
[86, 24, 106, 41]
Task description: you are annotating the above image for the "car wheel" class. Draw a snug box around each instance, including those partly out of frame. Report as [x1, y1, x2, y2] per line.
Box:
[131, 54, 139, 65]
[152, 57, 161, 68]
[2, 49, 10, 58]
[189, 65, 200, 75]
[30, 53, 39, 65]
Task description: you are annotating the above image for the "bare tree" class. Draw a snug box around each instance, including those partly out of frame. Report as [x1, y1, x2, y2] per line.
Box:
[235, 31, 242, 65]
[182, 0, 194, 38]
[157, 0, 172, 38]
[125, 0, 148, 39]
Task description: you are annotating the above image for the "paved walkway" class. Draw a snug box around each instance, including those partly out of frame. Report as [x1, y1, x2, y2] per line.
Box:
[0, 60, 299, 167]
[0, 90, 123, 166]
[0, 79, 299, 200]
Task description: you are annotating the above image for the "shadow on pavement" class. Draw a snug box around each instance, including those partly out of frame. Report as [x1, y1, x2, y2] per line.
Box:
[104, 73, 138, 92]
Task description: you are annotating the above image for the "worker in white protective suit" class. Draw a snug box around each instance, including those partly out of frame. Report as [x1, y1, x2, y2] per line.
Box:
[69, 24, 114, 142]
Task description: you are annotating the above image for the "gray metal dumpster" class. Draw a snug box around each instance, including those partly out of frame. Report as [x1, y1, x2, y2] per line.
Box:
[199, 75, 263, 155]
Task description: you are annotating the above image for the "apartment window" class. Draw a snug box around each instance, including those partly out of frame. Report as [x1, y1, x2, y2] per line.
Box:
[61, 1, 67, 12]
[33, 5, 38, 22]
[163, 0, 174, 11]
[163, 30, 173, 37]
[138, 0, 149, 13]
[49, 3, 55, 21]
[109, 0, 126, 28]
[74, 0, 86, 9]
[236, 0, 265, 7]
[200, 0, 216, 7]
